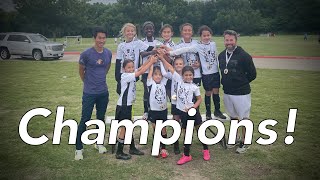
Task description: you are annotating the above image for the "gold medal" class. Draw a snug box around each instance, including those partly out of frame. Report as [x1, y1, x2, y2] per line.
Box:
[224, 69, 228, 74]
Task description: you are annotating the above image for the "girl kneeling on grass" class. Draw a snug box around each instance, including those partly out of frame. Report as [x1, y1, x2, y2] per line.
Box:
[159, 53, 210, 165]
[115, 55, 157, 160]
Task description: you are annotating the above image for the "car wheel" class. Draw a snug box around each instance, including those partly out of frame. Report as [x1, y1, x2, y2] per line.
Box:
[0, 48, 11, 60]
[33, 50, 43, 61]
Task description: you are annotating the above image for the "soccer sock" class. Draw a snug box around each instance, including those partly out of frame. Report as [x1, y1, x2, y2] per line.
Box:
[202, 143, 208, 150]
[205, 95, 211, 114]
[161, 134, 167, 149]
[212, 94, 221, 111]
[143, 100, 148, 113]
[130, 135, 136, 150]
[116, 138, 124, 154]
[184, 144, 191, 156]
[174, 140, 179, 149]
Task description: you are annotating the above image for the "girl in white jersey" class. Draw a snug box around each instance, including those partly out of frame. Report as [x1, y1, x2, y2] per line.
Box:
[140, 21, 161, 120]
[159, 53, 184, 155]
[175, 23, 201, 86]
[147, 64, 169, 158]
[167, 25, 226, 120]
[115, 56, 157, 160]
[159, 54, 211, 165]
[115, 23, 154, 95]
[159, 24, 175, 99]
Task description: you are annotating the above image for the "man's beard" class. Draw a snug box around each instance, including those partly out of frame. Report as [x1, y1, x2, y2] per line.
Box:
[226, 45, 236, 52]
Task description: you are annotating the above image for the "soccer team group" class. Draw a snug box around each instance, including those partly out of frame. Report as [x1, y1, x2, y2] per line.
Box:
[75, 21, 257, 165]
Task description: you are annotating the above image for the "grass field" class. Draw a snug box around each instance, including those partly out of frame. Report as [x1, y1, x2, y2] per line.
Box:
[54, 35, 320, 57]
[0, 60, 320, 179]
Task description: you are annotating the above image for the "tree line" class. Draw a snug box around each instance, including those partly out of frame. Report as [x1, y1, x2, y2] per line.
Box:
[0, 0, 319, 39]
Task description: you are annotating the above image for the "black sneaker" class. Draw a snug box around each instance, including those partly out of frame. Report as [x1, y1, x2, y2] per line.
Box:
[206, 111, 212, 120]
[116, 152, 132, 160]
[214, 110, 226, 119]
[236, 142, 250, 154]
[129, 148, 145, 155]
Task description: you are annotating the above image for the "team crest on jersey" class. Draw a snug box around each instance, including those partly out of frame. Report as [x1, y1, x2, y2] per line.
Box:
[96, 59, 103, 65]
[203, 48, 216, 65]
[178, 86, 189, 105]
[124, 49, 135, 61]
[154, 86, 165, 104]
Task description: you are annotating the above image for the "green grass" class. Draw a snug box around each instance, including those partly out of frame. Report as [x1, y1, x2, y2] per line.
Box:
[0, 61, 320, 179]
[53, 35, 320, 57]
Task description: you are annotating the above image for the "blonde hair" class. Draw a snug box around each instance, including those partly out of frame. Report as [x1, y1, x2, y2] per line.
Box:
[120, 23, 136, 38]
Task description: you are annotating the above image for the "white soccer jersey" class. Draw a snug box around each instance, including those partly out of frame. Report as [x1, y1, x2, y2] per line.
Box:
[162, 39, 175, 48]
[170, 41, 219, 75]
[172, 71, 201, 112]
[174, 39, 201, 78]
[163, 39, 175, 62]
[160, 63, 182, 105]
[147, 78, 168, 111]
[116, 38, 149, 73]
[141, 37, 161, 72]
[117, 73, 136, 106]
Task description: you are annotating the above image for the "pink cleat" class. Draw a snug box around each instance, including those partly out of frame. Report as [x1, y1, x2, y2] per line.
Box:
[177, 154, 192, 165]
[203, 150, 210, 161]
[161, 149, 169, 158]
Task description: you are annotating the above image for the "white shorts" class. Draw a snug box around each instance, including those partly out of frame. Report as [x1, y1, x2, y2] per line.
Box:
[223, 93, 251, 120]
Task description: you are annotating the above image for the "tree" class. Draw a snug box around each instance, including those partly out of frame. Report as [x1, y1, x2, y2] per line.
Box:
[14, 0, 89, 40]
[213, 0, 263, 34]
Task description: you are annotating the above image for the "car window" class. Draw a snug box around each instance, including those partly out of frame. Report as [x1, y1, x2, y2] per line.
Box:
[29, 34, 48, 42]
[7, 35, 29, 42]
[0, 34, 6, 40]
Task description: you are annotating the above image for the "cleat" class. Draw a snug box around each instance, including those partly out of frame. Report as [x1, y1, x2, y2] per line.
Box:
[214, 110, 227, 119]
[160, 149, 169, 158]
[75, 149, 83, 160]
[115, 152, 132, 160]
[202, 150, 210, 161]
[236, 142, 250, 154]
[177, 154, 192, 165]
[94, 144, 107, 154]
[129, 148, 144, 155]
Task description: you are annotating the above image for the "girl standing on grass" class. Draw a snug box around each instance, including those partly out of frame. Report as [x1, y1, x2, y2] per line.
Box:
[140, 21, 161, 120]
[174, 23, 201, 87]
[147, 63, 169, 158]
[115, 55, 157, 160]
[159, 53, 184, 155]
[159, 24, 175, 99]
[115, 23, 154, 95]
[159, 53, 210, 165]
[167, 25, 226, 120]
